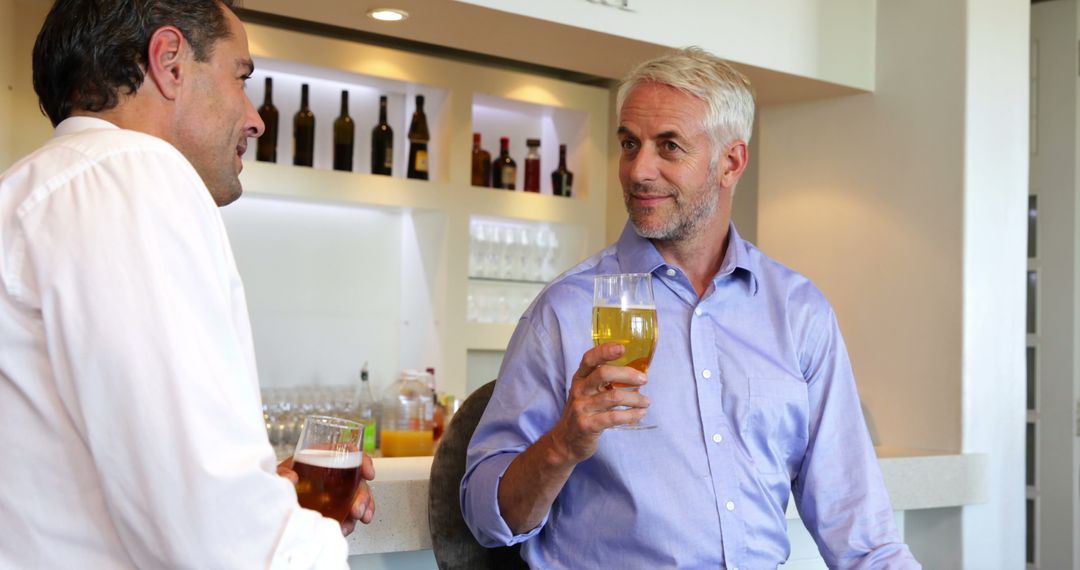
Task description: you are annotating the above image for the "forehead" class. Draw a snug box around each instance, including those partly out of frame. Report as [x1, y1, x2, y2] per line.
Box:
[618, 82, 707, 137]
[211, 6, 251, 59]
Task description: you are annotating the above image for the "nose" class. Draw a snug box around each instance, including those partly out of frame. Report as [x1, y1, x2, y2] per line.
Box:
[622, 144, 660, 186]
[245, 93, 264, 139]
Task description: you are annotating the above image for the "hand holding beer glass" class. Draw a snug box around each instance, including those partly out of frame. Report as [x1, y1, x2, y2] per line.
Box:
[592, 273, 658, 430]
[292, 415, 365, 524]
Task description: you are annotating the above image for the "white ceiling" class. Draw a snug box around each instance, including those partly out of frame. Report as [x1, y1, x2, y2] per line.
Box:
[237, 0, 861, 106]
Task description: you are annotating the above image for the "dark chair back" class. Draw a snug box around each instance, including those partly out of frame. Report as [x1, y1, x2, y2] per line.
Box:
[428, 380, 528, 570]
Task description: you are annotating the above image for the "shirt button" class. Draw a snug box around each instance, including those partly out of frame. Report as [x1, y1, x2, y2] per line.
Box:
[726, 501, 735, 511]
[712, 433, 723, 443]
[665, 268, 676, 277]
[702, 369, 712, 379]
[694, 307, 702, 316]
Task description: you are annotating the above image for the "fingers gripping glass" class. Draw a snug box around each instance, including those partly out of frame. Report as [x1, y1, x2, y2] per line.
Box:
[592, 273, 658, 430]
[292, 415, 365, 523]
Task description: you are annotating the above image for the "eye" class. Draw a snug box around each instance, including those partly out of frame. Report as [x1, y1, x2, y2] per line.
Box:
[661, 140, 681, 153]
[620, 138, 638, 152]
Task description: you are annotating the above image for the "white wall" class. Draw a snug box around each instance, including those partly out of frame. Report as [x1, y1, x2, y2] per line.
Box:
[757, 0, 1026, 565]
[453, 0, 875, 90]
[959, 0, 1028, 568]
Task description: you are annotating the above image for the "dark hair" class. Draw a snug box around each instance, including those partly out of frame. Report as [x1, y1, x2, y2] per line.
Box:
[32, 0, 237, 127]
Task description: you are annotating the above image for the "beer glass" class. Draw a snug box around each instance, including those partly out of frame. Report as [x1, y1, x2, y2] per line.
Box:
[592, 273, 658, 430]
[292, 415, 365, 523]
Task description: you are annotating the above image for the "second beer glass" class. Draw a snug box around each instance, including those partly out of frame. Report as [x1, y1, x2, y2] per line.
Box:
[292, 415, 364, 523]
[592, 273, 658, 430]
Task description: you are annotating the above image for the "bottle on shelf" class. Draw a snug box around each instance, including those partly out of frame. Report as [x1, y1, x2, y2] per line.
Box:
[471, 133, 491, 187]
[552, 144, 574, 198]
[256, 76, 278, 163]
[523, 138, 541, 193]
[352, 362, 380, 453]
[333, 90, 355, 172]
[371, 95, 393, 176]
[491, 137, 516, 190]
[293, 83, 315, 167]
[406, 94, 430, 180]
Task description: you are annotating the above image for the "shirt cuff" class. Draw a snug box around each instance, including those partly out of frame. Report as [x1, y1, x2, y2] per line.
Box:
[268, 506, 349, 570]
[462, 451, 549, 547]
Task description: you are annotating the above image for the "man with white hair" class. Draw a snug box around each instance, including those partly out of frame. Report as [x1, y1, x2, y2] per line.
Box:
[462, 47, 920, 568]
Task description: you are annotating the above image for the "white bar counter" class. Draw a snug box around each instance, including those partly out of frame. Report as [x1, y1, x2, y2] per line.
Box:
[348, 447, 988, 557]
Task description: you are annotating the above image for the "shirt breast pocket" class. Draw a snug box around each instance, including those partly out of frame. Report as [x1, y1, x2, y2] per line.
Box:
[744, 376, 809, 476]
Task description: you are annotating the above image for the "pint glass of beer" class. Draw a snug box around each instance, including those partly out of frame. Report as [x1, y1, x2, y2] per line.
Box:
[292, 415, 365, 523]
[592, 273, 658, 430]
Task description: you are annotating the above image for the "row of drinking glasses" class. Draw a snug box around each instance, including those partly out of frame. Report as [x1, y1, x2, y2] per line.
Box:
[261, 385, 356, 460]
[469, 220, 560, 282]
[467, 282, 542, 324]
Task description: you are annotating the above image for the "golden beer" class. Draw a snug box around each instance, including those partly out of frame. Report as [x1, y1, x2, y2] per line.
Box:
[293, 448, 363, 523]
[592, 305, 658, 388]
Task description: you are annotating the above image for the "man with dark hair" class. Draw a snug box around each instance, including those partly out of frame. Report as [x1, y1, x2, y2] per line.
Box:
[0, 1, 372, 567]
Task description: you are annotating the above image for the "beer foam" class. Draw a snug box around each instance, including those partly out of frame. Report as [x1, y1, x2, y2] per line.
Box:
[294, 448, 363, 469]
[595, 304, 655, 311]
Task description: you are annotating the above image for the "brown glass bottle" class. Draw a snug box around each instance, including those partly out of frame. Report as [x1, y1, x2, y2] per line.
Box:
[551, 144, 574, 197]
[407, 95, 430, 180]
[523, 138, 541, 193]
[256, 77, 278, 163]
[491, 137, 516, 190]
[470, 133, 491, 187]
[333, 90, 354, 171]
[371, 95, 393, 176]
[293, 83, 315, 167]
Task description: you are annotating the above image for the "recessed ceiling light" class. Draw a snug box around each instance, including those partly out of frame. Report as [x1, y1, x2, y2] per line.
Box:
[367, 8, 409, 22]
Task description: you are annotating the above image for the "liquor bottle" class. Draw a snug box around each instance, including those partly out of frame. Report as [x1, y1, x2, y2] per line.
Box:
[551, 144, 574, 198]
[406, 95, 430, 180]
[256, 76, 278, 162]
[523, 138, 541, 193]
[491, 137, 516, 190]
[353, 362, 380, 453]
[333, 90, 355, 172]
[293, 83, 315, 167]
[470, 133, 491, 187]
[371, 95, 393, 176]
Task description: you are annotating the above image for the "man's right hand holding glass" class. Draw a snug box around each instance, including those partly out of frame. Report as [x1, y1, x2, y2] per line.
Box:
[496, 342, 649, 534]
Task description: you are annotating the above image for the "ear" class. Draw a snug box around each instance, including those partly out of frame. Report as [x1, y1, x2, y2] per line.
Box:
[718, 140, 749, 188]
[145, 26, 187, 101]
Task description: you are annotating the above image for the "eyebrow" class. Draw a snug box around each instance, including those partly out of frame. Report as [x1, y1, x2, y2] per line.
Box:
[617, 126, 684, 141]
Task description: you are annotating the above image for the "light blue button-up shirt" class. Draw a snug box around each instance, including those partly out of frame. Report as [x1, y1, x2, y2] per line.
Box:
[462, 223, 919, 569]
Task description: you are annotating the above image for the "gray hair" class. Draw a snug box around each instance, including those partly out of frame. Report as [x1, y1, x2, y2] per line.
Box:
[616, 47, 756, 149]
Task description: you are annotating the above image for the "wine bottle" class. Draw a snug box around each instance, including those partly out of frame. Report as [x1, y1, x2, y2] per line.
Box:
[470, 133, 491, 187]
[491, 137, 516, 190]
[551, 144, 574, 198]
[407, 95, 430, 180]
[256, 76, 278, 163]
[333, 90, 355, 172]
[523, 138, 541, 193]
[371, 95, 393, 176]
[293, 83, 315, 167]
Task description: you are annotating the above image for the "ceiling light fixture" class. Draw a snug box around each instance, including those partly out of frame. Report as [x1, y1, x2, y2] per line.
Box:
[367, 8, 409, 22]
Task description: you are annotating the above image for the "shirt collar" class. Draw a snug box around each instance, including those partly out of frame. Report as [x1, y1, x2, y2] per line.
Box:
[53, 116, 119, 138]
[614, 221, 759, 296]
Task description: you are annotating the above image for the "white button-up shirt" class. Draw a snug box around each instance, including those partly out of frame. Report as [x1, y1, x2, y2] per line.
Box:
[0, 117, 347, 568]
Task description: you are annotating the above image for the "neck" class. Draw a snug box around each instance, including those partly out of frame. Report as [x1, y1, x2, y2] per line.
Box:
[70, 87, 174, 145]
[652, 213, 731, 298]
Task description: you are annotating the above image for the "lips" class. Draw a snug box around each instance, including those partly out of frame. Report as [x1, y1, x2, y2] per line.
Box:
[628, 193, 672, 207]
